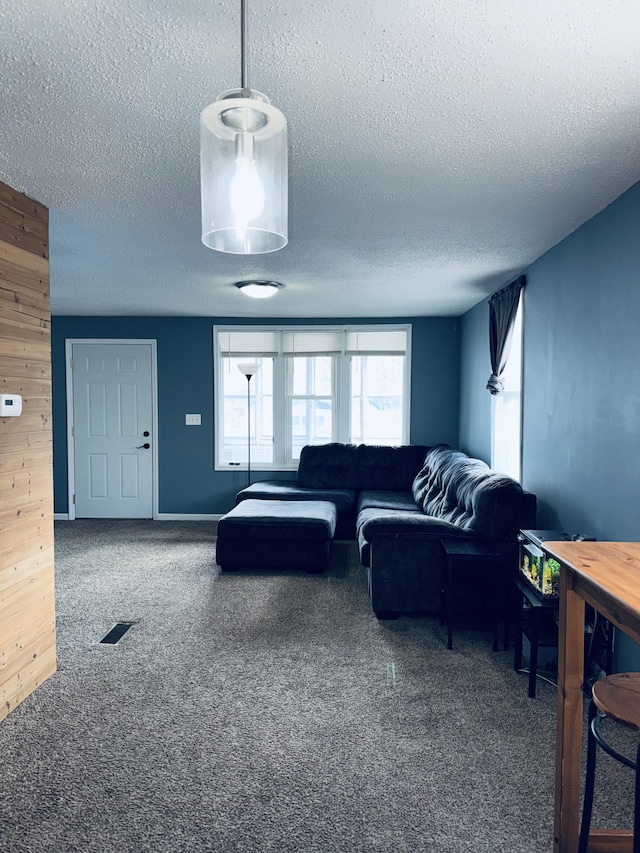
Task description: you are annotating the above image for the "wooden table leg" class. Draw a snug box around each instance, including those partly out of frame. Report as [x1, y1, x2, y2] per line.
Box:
[554, 567, 586, 853]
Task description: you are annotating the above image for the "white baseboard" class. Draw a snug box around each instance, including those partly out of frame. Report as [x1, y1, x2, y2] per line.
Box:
[54, 513, 222, 522]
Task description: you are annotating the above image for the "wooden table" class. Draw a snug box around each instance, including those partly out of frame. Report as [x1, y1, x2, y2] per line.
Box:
[543, 541, 640, 853]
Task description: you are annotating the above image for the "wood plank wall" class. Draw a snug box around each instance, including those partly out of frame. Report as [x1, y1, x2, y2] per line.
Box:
[0, 180, 56, 722]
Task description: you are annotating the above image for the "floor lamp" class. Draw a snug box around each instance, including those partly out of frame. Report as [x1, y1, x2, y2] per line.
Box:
[237, 363, 260, 487]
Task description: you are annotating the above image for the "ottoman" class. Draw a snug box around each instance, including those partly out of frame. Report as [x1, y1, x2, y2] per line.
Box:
[216, 499, 337, 573]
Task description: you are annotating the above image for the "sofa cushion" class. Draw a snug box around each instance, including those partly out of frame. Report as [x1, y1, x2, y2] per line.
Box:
[424, 457, 524, 540]
[409, 445, 527, 540]
[236, 480, 355, 514]
[297, 443, 358, 490]
[357, 444, 430, 491]
[357, 490, 420, 514]
[356, 507, 475, 566]
[358, 508, 477, 542]
[411, 444, 453, 510]
[219, 498, 337, 542]
[457, 472, 524, 539]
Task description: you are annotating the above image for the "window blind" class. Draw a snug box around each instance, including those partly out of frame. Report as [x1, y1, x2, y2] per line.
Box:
[217, 330, 280, 356]
[345, 329, 407, 355]
[217, 327, 408, 357]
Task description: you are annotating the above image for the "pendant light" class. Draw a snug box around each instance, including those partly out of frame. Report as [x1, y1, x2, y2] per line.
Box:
[200, 0, 288, 254]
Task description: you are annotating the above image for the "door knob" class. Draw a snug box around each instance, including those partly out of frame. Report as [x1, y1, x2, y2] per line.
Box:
[136, 443, 150, 449]
[143, 430, 150, 437]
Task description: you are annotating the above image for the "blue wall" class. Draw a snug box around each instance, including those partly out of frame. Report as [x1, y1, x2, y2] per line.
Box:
[51, 316, 460, 515]
[459, 178, 640, 668]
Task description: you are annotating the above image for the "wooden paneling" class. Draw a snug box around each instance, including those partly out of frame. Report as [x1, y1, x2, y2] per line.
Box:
[0, 431, 53, 454]
[0, 448, 53, 475]
[0, 355, 51, 384]
[0, 181, 55, 723]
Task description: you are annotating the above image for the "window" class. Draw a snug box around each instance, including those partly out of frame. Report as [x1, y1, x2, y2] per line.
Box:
[214, 326, 411, 470]
[351, 355, 405, 445]
[491, 300, 523, 480]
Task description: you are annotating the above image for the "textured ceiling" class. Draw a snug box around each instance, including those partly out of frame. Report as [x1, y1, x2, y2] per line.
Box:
[1, 0, 640, 318]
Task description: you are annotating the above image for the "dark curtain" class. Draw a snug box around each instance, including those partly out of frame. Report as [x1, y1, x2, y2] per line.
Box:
[486, 275, 526, 394]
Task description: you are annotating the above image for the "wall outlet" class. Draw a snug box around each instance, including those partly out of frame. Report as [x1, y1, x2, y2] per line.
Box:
[185, 414, 201, 426]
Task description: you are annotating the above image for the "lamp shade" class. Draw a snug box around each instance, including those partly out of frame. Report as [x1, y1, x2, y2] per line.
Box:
[237, 362, 260, 378]
[201, 89, 287, 254]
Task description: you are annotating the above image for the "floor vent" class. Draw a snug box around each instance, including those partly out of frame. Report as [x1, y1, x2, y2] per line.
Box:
[100, 622, 134, 645]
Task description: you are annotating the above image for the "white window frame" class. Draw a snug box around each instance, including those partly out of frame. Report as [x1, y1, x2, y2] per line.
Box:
[285, 355, 337, 466]
[491, 300, 523, 481]
[213, 324, 412, 471]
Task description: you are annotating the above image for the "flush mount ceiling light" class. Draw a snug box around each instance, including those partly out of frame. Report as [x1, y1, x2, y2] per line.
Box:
[200, 0, 288, 255]
[235, 279, 284, 299]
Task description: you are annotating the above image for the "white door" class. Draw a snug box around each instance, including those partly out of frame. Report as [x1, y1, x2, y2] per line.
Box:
[71, 342, 155, 518]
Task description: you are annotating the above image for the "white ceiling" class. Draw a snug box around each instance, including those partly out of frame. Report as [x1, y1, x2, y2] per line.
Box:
[2, 0, 640, 319]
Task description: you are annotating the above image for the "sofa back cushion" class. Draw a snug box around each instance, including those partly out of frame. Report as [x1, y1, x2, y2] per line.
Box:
[357, 444, 430, 491]
[412, 444, 456, 513]
[450, 467, 524, 540]
[297, 442, 359, 490]
[412, 445, 526, 540]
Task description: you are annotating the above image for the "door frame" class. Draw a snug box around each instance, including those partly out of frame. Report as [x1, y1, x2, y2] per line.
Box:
[65, 338, 159, 521]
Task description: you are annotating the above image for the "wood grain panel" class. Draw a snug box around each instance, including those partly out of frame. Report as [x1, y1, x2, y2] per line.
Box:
[0, 522, 53, 559]
[0, 263, 49, 296]
[0, 377, 52, 398]
[0, 279, 50, 317]
[1, 645, 57, 718]
[0, 621, 56, 694]
[0, 411, 52, 436]
[0, 430, 53, 454]
[1, 629, 57, 686]
[0, 214, 48, 259]
[1, 572, 54, 623]
[0, 184, 47, 224]
[0, 355, 51, 381]
[0, 498, 49, 535]
[0, 335, 51, 361]
[0, 239, 49, 276]
[0, 483, 52, 506]
[0, 544, 54, 587]
[0, 523, 52, 554]
[0, 180, 55, 724]
[0, 447, 52, 475]
[0, 298, 50, 328]
[0, 206, 47, 244]
[0, 314, 50, 345]
[0, 467, 53, 503]
[1, 597, 56, 638]
[0, 562, 54, 614]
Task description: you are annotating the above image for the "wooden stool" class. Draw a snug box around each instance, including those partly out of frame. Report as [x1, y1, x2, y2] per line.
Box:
[578, 672, 640, 853]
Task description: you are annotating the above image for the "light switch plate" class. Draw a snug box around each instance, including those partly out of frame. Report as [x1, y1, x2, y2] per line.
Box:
[185, 413, 201, 425]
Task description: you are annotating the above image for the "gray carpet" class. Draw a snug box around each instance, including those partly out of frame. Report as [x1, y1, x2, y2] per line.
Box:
[0, 521, 634, 852]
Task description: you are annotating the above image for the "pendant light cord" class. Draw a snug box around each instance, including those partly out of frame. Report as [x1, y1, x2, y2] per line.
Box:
[240, 0, 249, 94]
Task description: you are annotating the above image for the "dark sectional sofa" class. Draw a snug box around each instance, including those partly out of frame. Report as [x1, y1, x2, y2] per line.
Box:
[236, 442, 536, 617]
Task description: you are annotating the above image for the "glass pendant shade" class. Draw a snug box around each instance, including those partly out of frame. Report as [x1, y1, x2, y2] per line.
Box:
[201, 89, 287, 254]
